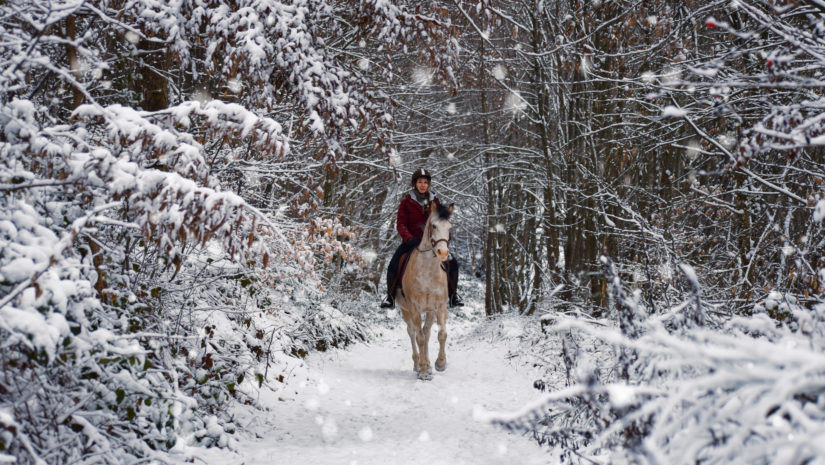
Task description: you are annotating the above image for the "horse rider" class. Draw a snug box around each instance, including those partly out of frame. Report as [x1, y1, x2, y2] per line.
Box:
[380, 168, 464, 309]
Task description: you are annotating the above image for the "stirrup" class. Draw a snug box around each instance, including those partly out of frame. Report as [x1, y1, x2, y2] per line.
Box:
[380, 294, 394, 308]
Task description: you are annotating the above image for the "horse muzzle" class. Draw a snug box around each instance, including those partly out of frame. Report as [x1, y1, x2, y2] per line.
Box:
[435, 247, 449, 261]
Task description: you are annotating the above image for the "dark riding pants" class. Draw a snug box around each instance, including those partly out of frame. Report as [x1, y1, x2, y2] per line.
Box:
[386, 237, 459, 299]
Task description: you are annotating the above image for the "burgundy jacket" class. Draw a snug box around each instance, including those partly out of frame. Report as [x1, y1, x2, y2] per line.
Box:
[396, 191, 440, 243]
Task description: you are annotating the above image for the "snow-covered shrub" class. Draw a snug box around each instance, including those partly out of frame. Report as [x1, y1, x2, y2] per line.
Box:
[0, 114, 270, 465]
[488, 258, 825, 465]
[0, 0, 455, 462]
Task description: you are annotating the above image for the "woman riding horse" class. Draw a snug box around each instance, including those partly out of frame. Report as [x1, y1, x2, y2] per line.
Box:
[380, 168, 464, 309]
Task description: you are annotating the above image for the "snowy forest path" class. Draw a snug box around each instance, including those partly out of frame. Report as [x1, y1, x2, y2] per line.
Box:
[229, 314, 550, 465]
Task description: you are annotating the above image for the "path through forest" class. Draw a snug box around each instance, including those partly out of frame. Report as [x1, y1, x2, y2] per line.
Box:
[182, 309, 552, 465]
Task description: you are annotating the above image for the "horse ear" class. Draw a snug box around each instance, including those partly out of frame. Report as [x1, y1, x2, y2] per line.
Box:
[448, 203, 454, 215]
[429, 202, 437, 215]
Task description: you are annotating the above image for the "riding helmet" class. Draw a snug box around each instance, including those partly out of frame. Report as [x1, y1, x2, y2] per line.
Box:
[410, 168, 432, 187]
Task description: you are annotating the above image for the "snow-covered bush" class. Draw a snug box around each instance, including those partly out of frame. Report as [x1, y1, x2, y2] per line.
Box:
[488, 256, 825, 464]
[1, 0, 454, 463]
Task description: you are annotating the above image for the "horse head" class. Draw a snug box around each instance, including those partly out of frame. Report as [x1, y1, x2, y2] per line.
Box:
[426, 202, 454, 262]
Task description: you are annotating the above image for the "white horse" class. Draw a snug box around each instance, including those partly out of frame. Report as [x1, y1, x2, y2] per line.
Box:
[395, 202, 454, 380]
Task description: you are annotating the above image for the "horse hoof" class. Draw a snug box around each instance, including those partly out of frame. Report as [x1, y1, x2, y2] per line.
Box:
[418, 370, 433, 381]
[435, 360, 447, 372]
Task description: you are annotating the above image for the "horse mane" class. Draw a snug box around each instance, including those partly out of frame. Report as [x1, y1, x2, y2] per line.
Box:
[435, 203, 452, 221]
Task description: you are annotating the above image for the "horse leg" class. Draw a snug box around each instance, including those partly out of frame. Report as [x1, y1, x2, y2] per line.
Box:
[417, 312, 433, 380]
[422, 311, 435, 362]
[435, 305, 447, 372]
[403, 309, 420, 372]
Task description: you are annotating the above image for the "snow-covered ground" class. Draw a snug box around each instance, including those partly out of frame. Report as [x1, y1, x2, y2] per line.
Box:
[171, 306, 553, 465]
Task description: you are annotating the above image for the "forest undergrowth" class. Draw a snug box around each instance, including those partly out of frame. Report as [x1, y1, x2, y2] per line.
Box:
[485, 257, 825, 465]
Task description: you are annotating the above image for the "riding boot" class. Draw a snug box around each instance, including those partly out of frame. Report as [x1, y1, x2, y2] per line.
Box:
[380, 293, 395, 308]
[449, 293, 464, 308]
[382, 240, 415, 308]
[382, 264, 397, 309]
[446, 256, 463, 307]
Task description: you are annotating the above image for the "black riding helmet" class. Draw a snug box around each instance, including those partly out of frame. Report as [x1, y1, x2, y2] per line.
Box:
[410, 168, 432, 187]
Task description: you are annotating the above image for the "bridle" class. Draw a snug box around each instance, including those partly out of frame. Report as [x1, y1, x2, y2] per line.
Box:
[417, 220, 451, 257]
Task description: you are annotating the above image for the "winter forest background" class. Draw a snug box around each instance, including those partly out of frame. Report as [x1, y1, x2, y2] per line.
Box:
[2, 0, 825, 463]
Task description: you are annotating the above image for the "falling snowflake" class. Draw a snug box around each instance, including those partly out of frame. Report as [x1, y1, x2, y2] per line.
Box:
[716, 133, 736, 149]
[317, 380, 330, 395]
[641, 71, 656, 83]
[685, 139, 701, 161]
[815, 199, 825, 222]
[321, 418, 338, 439]
[503, 92, 526, 115]
[305, 398, 320, 411]
[361, 249, 377, 265]
[580, 56, 592, 76]
[193, 88, 210, 103]
[660, 66, 682, 86]
[412, 66, 434, 87]
[493, 64, 506, 80]
[358, 427, 374, 442]
[662, 105, 688, 118]
[227, 79, 243, 94]
[389, 149, 401, 168]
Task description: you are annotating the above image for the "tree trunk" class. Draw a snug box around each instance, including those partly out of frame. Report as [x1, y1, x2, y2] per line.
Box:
[138, 36, 169, 111]
[480, 37, 499, 316]
[65, 16, 84, 109]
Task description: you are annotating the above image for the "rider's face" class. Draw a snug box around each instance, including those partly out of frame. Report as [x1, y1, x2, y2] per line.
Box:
[416, 178, 430, 194]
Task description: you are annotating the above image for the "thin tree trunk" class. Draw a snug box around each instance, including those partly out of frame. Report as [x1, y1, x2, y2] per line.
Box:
[138, 36, 169, 111]
[481, 36, 498, 316]
[65, 16, 83, 109]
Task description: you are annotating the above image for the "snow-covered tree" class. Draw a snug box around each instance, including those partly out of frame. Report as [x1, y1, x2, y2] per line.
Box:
[471, 1, 825, 463]
[0, 0, 455, 463]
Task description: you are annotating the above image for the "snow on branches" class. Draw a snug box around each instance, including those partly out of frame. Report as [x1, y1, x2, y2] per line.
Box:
[0, 0, 439, 462]
[657, 0, 825, 299]
[0, 94, 285, 465]
[487, 274, 825, 465]
[356, 0, 458, 85]
[107, 0, 436, 161]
